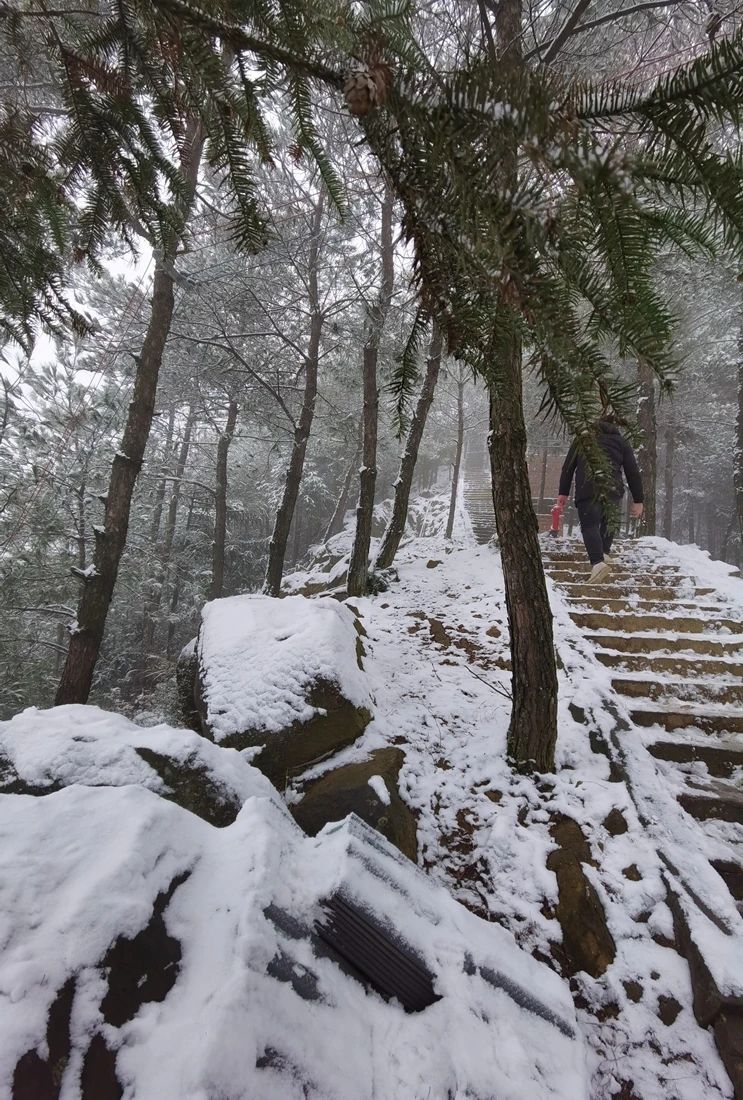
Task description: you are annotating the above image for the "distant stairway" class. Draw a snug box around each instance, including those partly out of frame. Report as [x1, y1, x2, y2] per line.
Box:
[463, 435, 496, 544]
[542, 540, 743, 915]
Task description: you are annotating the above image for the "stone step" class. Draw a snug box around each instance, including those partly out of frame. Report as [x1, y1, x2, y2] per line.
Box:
[568, 596, 720, 614]
[613, 677, 743, 706]
[631, 706, 743, 735]
[648, 740, 743, 778]
[547, 569, 681, 585]
[679, 786, 743, 827]
[711, 860, 743, 901]
[588, 633, 743, 656]
[597, 652, 743, 677]
[559, 583, 709, 601]
[572, 611, 742, 635]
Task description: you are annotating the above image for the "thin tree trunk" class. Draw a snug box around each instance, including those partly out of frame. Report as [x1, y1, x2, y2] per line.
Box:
[376, 324, 443, 569]
[537, 445, 548, 513]
[489, 0, 557, 772]
[347, 188, 395, 597]
[706, 504, 716, 556]
[263, 194, 324, 597]
[323, 429, 361, 542]
[142, 407, 196, 657]
[149, 406, 176, 544]
[56, 117, 206, 705]
[166, 492, 196, 658]
[445, 373, 466, 540]
[637, 357, 657, 536]
[663, 422, 675, 541]
[210, 400, 239, 601]
[76, 478, 86, 570]
[292, 498, 304, 564]
[736, 342, 743, 547]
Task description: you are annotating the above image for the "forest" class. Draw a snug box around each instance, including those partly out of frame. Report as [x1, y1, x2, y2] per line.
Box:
[3, 0, 743, 1098]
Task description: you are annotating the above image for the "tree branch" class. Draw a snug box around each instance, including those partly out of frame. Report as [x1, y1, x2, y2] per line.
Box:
[528, 0, 684, 61]
[540, 0, 594, 63]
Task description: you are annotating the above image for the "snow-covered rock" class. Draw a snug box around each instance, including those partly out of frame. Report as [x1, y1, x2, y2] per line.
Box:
[196, 594, 373, 785]
[0, 731, 587, 1100]
[0, 704, 277, 826]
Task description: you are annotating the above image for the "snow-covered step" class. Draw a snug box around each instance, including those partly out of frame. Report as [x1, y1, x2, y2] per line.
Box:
[648, 739, 743, 778]
[587, 633, 743, 656]
[631, 704, 743, 735]
[612, 677, 743, 706]
[565, 596, 713, 613]
[597, 651, 743, 677]
[547, 568, 681, 585]
[570, 611, 742, 634]
[678, 782, 743, 827]
[712, 859, 743, 903]
[559, 583, 705, 601]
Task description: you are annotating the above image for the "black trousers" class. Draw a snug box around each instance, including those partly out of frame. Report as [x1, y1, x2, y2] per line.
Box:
[577, 498, 620, 565]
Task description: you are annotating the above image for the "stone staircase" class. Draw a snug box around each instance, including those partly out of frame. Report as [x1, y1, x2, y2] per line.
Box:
[542, 541, 743, 916]
[463, 436, 497, 545]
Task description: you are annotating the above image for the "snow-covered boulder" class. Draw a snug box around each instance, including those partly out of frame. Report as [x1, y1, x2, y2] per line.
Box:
[0, 705, 279, 827]
[292, 746, 418, 861]
[0, 741, 587, 1100]
[196, 594, 373, 786]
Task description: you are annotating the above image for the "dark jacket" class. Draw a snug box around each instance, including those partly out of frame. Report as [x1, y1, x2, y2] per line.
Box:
[559, 421, 644, 505]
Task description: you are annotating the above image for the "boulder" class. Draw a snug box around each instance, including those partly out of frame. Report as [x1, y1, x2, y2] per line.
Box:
[0, 705, 278, 827]
[176, 638, 200, 732]
[196, 594, 373, 788]
[291, 747, 417, 861]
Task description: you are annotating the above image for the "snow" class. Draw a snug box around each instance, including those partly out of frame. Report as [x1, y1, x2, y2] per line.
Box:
[3, 507, 743, 1097]
[0, 704, 278, 806]
[198, 594, 373, 742]
[367, 773, 390, 804]
[0, 711, 585, 1100]
[285, 524, 737, 1098]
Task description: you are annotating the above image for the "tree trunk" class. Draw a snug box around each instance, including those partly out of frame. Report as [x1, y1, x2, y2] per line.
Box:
[736, 343, 743, 547]
[55, 117, 206, 705]
[537, 445, 548, 514]
[376, 324, 443, 569]
[76, 478, 86, 570]
[210, 400, 239, 601]
[445, 373, 466, 540]
[263, 194, 324, 597]
[149, 406, 176, 544]
[347, 188, 395, 597]
[489, 336, 558, 772]
[663, 422, 675, 541]
[142, 407, 195, 658]
[488, 0, 557, 772]
[637, 357, 657, 536]
[166, 492, 196, 658]
[323, 429, 361, 542]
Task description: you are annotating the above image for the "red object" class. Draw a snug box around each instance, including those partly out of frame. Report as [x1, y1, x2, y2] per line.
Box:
[550, 503, 563, 536]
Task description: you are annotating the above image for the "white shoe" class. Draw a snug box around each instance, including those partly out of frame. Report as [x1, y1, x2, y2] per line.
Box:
[589, 561, 611, 584]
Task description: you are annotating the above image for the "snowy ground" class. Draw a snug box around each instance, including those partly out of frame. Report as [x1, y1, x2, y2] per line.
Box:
[288, 527, 742, 1100]
[2, 504, 742, 1098]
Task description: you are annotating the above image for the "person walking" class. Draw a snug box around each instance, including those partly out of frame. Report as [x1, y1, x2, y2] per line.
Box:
[557, 415, 644, 583]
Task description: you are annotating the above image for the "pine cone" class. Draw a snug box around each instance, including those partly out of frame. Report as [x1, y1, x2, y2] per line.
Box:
[344, 63, 392, 116]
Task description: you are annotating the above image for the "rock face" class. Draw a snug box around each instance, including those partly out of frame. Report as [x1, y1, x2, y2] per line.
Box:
[176, 638, 200, 732]
[195, 594, 373, 788]
[547, 815, 616, 978]
[291, 748, 417, 861]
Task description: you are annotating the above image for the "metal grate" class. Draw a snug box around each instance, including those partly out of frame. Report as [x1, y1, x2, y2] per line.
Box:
[316, 893, 441, 1014]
